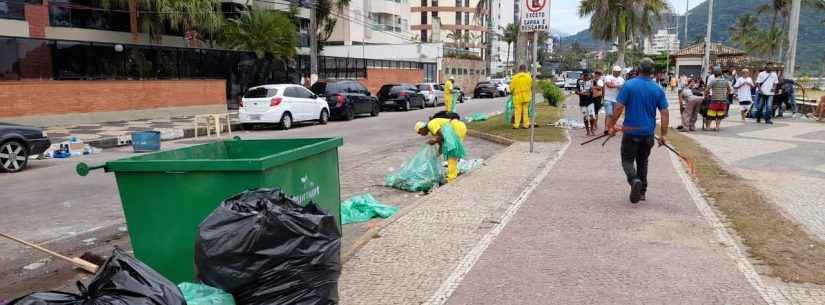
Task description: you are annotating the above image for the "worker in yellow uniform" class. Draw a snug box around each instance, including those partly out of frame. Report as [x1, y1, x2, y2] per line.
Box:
[416, 113, 466, 183]
[508, 64, 533, 129]
[444, 78, 455, 112]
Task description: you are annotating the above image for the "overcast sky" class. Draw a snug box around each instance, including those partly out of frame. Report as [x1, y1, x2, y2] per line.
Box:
[500, 0, 705, 35]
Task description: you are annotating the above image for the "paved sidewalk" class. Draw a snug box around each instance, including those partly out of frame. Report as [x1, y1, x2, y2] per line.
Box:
[442, 108, 767, 304]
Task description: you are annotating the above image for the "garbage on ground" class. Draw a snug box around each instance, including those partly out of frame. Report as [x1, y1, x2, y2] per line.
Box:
[458, 158, 483, 174]
[179, 282, 235, 305]
[385, 145, 445, 192]
[195, 188, 341, 305]
[8, 247, 186, 305]
[465, 113, 489, 122]
[504, 96, 514, 124]
[43, 136, 101, 159]
[552, 118, 585, 129]
[341, 193, 399, 225]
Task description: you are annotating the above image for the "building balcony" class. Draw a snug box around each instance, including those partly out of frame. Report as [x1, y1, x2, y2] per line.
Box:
[411, 6, 475, 12]
[411, 24, 486, 32]
[371, 0, 409, 16]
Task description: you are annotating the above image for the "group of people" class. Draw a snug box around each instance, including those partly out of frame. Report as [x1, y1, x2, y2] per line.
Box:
[676, 64, 809, 132]
[575, 66, 626, 136]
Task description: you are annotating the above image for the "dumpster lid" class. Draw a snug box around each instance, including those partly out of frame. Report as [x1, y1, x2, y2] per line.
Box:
[103, 137, 343, 173]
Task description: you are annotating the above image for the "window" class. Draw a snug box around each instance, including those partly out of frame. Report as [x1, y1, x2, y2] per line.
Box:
[421, 12, 427, 24]
[244, 87, 276, 98]
[54, 41, 88, 80]
[0, 38, 17, 80]
[421, 30, 428, 42]
[456, 12, 461, 24]
[296, 86, 315, 98]
[17, 38, 52, 80]
[464, 12, 469, 25]
[421, 0, 426, 6]
[283, 87, 300, 98]
[432, 11, 437, 18]
[431, 0, 437, 6]
[455, 0, 460, 6]
[464, 0, 468, 6]
[155, 48, 179, 79]
[0, 0, 26, 20]
[87, 43, 127, 80]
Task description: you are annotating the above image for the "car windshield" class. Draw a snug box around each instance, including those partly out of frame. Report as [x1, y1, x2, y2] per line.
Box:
[243, 87, 277, 98]
[378, 85, 397, 96]
[417, 84, 430, 91]
[476, 82, 492, 88]
[565, 71, 582, 79]
[311, 82, 346, 96]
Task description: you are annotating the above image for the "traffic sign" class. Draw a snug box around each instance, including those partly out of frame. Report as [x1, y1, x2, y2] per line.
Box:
[520, 0, 551, 32]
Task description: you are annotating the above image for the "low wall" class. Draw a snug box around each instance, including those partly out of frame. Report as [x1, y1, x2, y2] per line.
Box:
[0, 80, 227, 126]
[362, 68, 425, 94]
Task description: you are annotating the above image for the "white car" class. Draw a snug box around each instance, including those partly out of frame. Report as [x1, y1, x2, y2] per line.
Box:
[417, 83, 445, 107]
[563, 71, 583, 91]
[239, 84, 330, 130]
[490, 78, 510, 96]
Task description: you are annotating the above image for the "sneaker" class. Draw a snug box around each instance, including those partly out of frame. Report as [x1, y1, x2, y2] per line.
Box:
[630, 179, 643, 204]
[640, 192, 646, 201]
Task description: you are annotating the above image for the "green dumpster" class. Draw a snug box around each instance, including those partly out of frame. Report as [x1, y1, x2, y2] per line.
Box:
[76, 137, 343, 284]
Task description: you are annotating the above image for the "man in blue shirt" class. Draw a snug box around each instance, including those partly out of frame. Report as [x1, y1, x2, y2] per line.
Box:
[607, 58, 670, 203]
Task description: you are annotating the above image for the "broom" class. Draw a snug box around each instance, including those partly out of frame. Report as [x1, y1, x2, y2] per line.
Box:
[0, 232, 101, 274]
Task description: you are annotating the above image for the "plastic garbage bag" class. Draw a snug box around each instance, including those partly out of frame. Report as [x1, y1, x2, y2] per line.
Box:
[385, 145, 445, 192]
[552, 118, 585, 129]
[503, 96, 514, 125]
[440, 123, 466, 160]
[466, 113, 488, 122]
[341, 193, 399, 225]
[458, 159, 483, 174]
[178, 283, 235, 305]
[195, 188, 341, 305]
[8, 247, 186, 305]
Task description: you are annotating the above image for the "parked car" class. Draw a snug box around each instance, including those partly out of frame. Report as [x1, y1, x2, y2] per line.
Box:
[310, 80, 380, 121]
[417, 83, 445, 107]
[473, 81, 499, 98]
[0, 123, 50, 173]
[490, 78, 510, 96]
[438, 83, 466, 104]
[377, 84, 426, 111]
[554, 75, 565, 88]
[563, 70, 583, 91]
[239, 84, 330, 130]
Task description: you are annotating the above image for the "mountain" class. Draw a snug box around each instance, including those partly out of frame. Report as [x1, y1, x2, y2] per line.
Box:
[560, 0, 825, 74]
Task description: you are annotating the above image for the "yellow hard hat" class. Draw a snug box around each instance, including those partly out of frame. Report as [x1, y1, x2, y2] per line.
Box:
[414, 121, 426, 133]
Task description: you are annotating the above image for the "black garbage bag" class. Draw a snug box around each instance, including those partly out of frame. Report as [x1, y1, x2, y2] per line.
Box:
[195, 188, 342, 305]
[8, 247, 186, 305]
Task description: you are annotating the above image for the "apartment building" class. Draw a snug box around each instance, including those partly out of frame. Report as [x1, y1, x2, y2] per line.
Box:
[328, 0, 413, 45]
[410, 0, 487, 52]
[644, 29, 681, 55]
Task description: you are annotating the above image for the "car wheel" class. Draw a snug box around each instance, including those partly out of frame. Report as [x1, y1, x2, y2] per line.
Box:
[419, 98, 426, 109]
[432, 98, 438, 107]
[403, 99, 411, 111]
[0, 140, 29, 173]
[371, 103, 380, 117]
[344, 107, 356, 121]
[319, 109, 329, 125]
[280, 113, 293, 130]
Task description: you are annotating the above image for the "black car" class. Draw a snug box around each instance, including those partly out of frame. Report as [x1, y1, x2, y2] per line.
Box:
[377, 84, 426, 111]
[310, 80, 380, 121]
[0, 123, 50, 173]
[473, 81, 498, 98]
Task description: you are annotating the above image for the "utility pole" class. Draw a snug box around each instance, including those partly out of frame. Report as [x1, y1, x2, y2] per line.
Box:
[701, 0, 713, 78]
[784, 0, 801, 79]
[529, 31, 538, 153]
[310, 0, 319, 84]
[684, 0, 689, 46]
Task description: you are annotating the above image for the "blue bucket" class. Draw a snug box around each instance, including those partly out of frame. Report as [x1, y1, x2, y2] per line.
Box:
[131, 131, 161, 152]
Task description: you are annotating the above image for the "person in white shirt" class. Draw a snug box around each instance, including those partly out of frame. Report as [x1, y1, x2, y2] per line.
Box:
[602, 66, 625, 134]
[754, 65, 778, 124]
[733, 69, 755, 121]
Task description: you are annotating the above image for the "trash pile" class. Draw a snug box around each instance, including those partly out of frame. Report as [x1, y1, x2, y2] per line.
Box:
[196, 188, 341, 305]
[458, 158, 483, 174]
[341, 193, 399, 224]
[9, 188, 342, 305]
[385, 145, 445, 192]
[551, 118, 585, 129]
[465, 113, 489, 122]
[44, 136, 101, 159]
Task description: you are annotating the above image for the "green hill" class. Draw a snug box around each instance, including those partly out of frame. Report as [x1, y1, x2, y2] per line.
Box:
[562, 0, 825, 74]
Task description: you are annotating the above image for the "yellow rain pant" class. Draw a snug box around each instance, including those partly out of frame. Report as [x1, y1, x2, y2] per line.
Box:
[513, 100, 530, 128]
[447, 158, 459, 182]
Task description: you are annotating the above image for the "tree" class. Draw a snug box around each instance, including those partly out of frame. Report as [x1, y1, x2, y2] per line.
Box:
[729, 14, 764, 55]
[447, 30, 464, 49]
[502, 23, 519, 73]
[578, 0, 670, 68]
[315, 0, 351, 51]
[104, 0, 223, 44]
[218, 8, 297, 61]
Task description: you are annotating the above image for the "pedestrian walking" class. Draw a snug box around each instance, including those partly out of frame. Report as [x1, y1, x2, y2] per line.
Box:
[607, 58, 670, 204]
[678, 74, 688, 92]
[415, 115, 467, 183]
[444, 78, 456, 112]
[603, 66, 625, 135]
[733, 69, 755, 121]
[576, 70, 596, 136]
[592, 70, 605, 132]
[670, 74, 678, 92]
[704, 67, 732, 131]
[775, 71, 797, 118]
[678, 79, 703, 131]
[509, 65, 534, 129]
[754, 65, 779, 124]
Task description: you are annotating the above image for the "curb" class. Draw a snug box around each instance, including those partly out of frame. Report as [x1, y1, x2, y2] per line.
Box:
[466, 129, 516, 146]
[86, 123, 243, 149]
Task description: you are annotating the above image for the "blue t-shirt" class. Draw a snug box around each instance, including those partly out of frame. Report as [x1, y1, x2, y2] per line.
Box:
[616, 76, 668, 136]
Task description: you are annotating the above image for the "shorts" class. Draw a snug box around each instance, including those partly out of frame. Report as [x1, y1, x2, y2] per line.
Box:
[707, 101, 727, 118]
[593, 99, 603, 115]
[603, 100, 616, 117]
[738, 100, 752, 112]
[581, 104, 595, 117]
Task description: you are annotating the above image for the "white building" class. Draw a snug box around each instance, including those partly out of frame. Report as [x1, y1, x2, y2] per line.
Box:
[328, 0, 413, 45]
[644, 29, 680, 55]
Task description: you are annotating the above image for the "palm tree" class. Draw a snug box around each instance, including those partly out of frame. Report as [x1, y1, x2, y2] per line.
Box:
[578, 0, 670, 68]
[218, 8, 297, 61]
[502, 23, 519, 72]
[447, 30, 464, 49]
[729, 14, 760, 51]
[104, 0, 223, 44]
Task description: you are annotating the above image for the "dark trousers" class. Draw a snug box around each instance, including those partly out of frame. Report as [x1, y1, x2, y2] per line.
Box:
[621, 134, 655, 192]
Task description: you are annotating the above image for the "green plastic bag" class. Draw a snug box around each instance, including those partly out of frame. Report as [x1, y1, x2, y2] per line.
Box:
[341, 193, 399, 224]
[385, 145, 445, 192]
[458, 159, 483, 174]
[466, 113, 488, 122]
[178, 282, 235, 305]
[440, 123, 466, 160]
[503, 96, 514, 125]
[449, 93, 459, 112]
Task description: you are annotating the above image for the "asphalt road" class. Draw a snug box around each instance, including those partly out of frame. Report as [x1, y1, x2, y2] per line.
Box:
[0, 96, 507, 297]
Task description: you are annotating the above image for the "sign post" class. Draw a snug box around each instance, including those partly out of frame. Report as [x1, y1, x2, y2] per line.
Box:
[521, 0, 551, 153]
